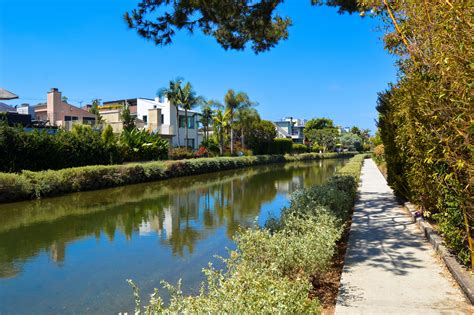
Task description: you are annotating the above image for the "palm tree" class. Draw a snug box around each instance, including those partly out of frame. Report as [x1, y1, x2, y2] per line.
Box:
[224, 89, 254, 155]
[235, 107, 260, 150]
[200, 103, 213, 142]
[158, 78, 183, 146]
[213, 107, 231, 155]
[178, 82, 204, 148]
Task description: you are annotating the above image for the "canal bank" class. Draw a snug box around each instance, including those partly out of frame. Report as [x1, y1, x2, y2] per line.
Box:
[0, 152, 355, 203]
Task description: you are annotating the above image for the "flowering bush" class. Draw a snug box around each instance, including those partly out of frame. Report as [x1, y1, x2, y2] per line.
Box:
[194, 146, 208, 158]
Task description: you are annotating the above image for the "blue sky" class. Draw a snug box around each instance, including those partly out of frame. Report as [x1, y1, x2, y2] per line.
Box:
[0, 0, 396, 131]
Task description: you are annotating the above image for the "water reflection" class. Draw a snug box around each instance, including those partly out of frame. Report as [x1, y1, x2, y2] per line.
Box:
[0, 159, 346, 313]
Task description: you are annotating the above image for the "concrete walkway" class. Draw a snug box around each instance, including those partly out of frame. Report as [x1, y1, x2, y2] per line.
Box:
[335, 159, 471, 314]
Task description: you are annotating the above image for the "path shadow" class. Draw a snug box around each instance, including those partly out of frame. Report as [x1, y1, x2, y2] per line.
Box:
[343, 191, 428, 276]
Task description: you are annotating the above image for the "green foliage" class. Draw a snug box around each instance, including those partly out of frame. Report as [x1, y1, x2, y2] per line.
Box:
[130, 154, 366, 314]
[168, 147, 194, 160]
[340, 133, 363, 151]
[88, 98, 103, 126]
[304, 118, 335, 133]
[200, 137, 220, 155]
[373, 144, 384, 163]
[0, 153, 356, 203]
[305, 128, 339, 153]
[0, 123, 121, 172]
[200, 104, 213, 142]
[120, 104, 136, 131]
[366, 0, 474, 267]
[124, 1, 359, 53]
[120, 128, 169, 161]
[269, 138, 293, 154]
[246, 120, 277, 155]
[292, 143, 308, 154]
[101, 124, 114, 144]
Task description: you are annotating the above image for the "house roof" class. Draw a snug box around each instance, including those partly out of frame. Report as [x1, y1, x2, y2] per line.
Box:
[0, 102, 16, 112]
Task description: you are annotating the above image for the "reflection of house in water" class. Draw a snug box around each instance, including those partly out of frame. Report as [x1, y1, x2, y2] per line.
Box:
[138, 191, 201, 240]
[139, 216, 164, 236]
[274, 175, 305, 196]
[50, 241, 66, 264]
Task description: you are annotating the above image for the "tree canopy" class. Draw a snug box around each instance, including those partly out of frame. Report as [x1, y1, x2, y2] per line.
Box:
[304, 118, 335, 132]
[124, 0, 360, 53]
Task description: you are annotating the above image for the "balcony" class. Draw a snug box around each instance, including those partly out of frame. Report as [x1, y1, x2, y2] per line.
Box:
[157, 124, 175, 136]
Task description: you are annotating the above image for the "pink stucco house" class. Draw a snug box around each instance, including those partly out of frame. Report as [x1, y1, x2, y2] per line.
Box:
[35, 88, 96, 128]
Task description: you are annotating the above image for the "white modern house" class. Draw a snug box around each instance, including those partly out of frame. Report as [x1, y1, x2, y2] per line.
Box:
[274, 117, 307, 144]
[100, 97, 202, 149]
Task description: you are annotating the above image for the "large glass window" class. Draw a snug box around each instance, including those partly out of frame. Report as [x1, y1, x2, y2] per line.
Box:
[179, 115, 195, 129]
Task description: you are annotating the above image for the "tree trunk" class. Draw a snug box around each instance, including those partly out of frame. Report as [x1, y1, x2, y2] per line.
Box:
[176, 108, 180, 147]
[219, 130, 224, 155]
[230, 127, 234, 155]
[241, 129, 245, 150]
[185, 109, 189, 148]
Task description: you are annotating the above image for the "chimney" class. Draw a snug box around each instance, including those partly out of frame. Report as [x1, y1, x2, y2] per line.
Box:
[154, 97, 160, 103]
[47, 88, 62, 124]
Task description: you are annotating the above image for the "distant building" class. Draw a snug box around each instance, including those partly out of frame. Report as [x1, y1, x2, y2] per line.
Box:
[273, 117, 307, 144]
[0, 102, 16, 113]
[34, 88, 96, 129]
[100, 97, 201, 149]
[0, 102, 31, 126]
[16, 103, 35, 117]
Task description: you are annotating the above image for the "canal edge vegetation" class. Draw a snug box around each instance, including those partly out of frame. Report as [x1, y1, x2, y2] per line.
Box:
[127, 154, 367, 314]
[0, 152, 356, 203]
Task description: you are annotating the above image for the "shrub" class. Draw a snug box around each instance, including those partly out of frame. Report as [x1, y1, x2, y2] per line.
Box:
[168, 147, 194, 160]
[373, 144, 384, 163]
[194, 146, 208, 158]
[292, 143, 308, 154]
[120, 128, 169, 161]
[311, 144, 323, 152]
[269, 138, 293, 154]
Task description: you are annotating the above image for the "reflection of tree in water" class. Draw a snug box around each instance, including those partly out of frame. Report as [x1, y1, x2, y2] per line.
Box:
[0, 159, 347, 278]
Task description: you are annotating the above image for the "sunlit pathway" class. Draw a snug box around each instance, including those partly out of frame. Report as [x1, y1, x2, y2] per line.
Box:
[335, 159, 471, 314]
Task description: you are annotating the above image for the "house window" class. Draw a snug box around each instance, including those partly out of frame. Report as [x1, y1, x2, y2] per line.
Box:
[64, 116, 71, 121]
[161, 114, 164, 124]
[72, 116, 78, 121]
[179, 115, 186, 128]
[179, 115, 195, 129]
[143, 115, 148, 123]
[83, 117, 96, 125]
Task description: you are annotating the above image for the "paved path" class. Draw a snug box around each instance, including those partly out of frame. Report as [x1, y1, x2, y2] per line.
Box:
[335, 159, 471, 314]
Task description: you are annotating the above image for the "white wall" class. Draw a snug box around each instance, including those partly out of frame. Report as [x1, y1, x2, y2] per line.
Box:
[136, 97, 201, 149]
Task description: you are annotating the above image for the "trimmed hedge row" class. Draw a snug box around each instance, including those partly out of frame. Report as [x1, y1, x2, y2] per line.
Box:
[130, 154, 367, 313]
[0, 152, 356, 203]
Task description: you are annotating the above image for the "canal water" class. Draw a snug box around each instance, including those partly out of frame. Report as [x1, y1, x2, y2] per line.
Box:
[0, 159, 347, 314]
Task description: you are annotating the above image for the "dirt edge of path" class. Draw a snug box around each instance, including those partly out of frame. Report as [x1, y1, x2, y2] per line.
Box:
[311, 207, 354, 314]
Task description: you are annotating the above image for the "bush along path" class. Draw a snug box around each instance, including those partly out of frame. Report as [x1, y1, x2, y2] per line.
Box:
[127, 154, 366, 314]
[0, 152, 355, 203]
[335, 159, 471, 314]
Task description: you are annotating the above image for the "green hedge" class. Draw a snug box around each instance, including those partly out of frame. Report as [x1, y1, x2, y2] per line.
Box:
[0, 152, 356, 203]
[269, 138, 293, 154]
[129, 154, 367, 314]
[292, 143, 309, 154]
